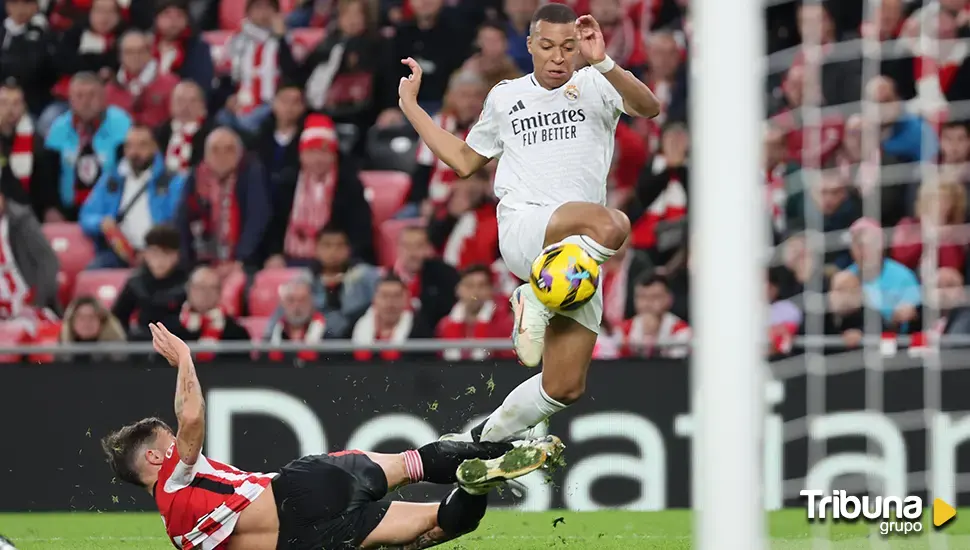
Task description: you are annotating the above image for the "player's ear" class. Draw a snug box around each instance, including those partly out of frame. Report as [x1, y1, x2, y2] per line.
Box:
[145, 448, 164, 466]
[527, 35, 533, 55]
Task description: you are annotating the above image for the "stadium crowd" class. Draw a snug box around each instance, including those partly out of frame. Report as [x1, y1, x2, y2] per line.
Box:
[0, 0, 967, 362]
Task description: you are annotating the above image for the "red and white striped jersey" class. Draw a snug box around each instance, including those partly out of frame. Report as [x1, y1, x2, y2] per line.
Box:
[154, 443, 277, 550]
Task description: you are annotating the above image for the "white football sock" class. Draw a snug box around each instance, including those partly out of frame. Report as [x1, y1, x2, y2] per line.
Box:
[559, 235, 617, 265]
[480, 373, 568, 443]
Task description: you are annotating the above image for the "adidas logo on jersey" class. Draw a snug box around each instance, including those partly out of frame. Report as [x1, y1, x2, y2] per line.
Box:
[508, 100, 526, 115]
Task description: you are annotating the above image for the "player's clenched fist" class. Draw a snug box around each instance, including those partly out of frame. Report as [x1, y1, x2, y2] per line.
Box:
[576, 15, 606, 65]
[398, 57, 423, 108]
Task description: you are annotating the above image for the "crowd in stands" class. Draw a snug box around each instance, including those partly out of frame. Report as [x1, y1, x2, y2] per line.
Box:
[0, 0, 968, 363]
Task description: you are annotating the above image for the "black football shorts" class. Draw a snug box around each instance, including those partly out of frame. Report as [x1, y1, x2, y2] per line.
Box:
[272, 451, 391, 550]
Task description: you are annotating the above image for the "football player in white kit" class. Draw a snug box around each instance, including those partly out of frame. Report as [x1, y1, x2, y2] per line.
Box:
[398, 4, 660, 444]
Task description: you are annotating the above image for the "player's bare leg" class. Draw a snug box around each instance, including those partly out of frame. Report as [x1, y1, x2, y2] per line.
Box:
[511, 201, 629, 366]
[464, 202, 626, 444]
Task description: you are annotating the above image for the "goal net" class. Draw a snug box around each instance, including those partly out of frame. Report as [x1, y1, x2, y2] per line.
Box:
[764, 0, 970, 546]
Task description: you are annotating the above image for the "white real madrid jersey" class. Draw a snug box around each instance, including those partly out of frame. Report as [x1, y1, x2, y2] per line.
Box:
[465, 67, 626, 212]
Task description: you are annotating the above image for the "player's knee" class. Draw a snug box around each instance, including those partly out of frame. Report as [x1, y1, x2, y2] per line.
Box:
[437, 489, 487, 536]
[599, 209, 631, 249]
[542, 376, 586, 404]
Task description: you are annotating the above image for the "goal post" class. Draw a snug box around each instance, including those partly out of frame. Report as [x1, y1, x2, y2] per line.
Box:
[690, 0, 766, 546]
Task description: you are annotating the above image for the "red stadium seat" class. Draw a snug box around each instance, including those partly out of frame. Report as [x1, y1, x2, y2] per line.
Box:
[42, 223, 95, 306]
[360, 171, 411, 227]
[378, 219, 425, 267]
[238, 317, 270, 341]
[290, 28, 326, 61]
[221, 269, 247, 317]
[248, 268, 305, 318]
[218, 0, 246, 30]
[72, 269, 132, 309]
[0, 321, 25, 363]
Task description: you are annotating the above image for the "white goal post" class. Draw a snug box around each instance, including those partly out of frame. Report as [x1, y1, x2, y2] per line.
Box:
[690, 0, 767, 547]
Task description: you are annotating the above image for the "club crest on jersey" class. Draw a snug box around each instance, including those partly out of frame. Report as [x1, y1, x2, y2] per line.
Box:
[564, 84, 580, 102]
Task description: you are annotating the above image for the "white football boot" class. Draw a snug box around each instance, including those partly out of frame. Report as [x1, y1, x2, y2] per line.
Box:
[510, 283, 554, 367]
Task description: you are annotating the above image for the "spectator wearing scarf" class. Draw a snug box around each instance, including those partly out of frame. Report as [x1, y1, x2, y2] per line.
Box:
[0, 192, 60, 320]
[152, 0, 215, 99]
[264, 113, 373, 267]
[215, 0, 299, 134]
[105, 30, 179, 128]
[435, 265, 513, 361]
[177, 127, 272, 272]
[38, 73, 131, 222]
[79, 126, 185, 269]
[155, 81, 213, 176]
[0, 83, 47, 219]
[40, 0, 126, 135]
[175, 266, 250, 362]
[351, 274, 433, 362]
[265, 272, 328, 362]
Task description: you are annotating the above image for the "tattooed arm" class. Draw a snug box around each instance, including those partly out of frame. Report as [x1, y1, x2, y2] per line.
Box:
[151, 322, 206, 465]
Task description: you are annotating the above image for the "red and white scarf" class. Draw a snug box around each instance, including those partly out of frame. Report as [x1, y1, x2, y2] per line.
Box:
[635, 79, 670, 154]
[78, 28, 114, 54]
[165, 119, 200, 174]
[0, 215, 31, 320]
[285, 168, 337, 260]
[117, 59, 158, 97]
[154, 35, 186, 75]
[913, 40, 969, 118]
[192, 162, 240, 262]
[268, 311, 327, 362]
[8, 116, 33, 191]
[601, 253, 630, 330]
[179, 304, 226, 362]
[622, 312, 691, 358]
[351, 306, 414, 361]
[765, 163, 787, 236]
[415, 113, 469, 206]
[230, 20, 280, 113]
[441, 300, 496, 361]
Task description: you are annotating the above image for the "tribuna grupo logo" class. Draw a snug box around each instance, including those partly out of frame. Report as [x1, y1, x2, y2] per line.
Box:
[801, 490, 923, 535]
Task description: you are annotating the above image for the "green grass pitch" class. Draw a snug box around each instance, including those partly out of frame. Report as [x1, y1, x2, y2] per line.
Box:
[1, 510, 969, 549]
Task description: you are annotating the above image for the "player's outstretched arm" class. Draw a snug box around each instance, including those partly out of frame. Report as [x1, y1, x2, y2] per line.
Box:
[577, 15, 661, 118]
[150, 322, 205, 465]
[397, 58, 490, 178]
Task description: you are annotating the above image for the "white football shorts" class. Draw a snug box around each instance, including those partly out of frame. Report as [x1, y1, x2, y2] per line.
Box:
[497, 203, 603, 335]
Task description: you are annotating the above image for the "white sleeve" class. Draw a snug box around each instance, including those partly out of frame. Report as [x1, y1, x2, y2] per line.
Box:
[465, 87, 504, 159]
[590, 68, 628, 118]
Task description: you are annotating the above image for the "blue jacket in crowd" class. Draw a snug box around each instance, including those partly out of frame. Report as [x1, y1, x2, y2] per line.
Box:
[79, 154, 187, 244]
[45, 106, 132, 210]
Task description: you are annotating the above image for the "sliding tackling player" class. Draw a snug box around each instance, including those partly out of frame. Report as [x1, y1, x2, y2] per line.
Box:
[102, 323, 558, 550]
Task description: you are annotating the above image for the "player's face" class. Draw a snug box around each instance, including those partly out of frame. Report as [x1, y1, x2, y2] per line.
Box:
[528, 21, 580, 89]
